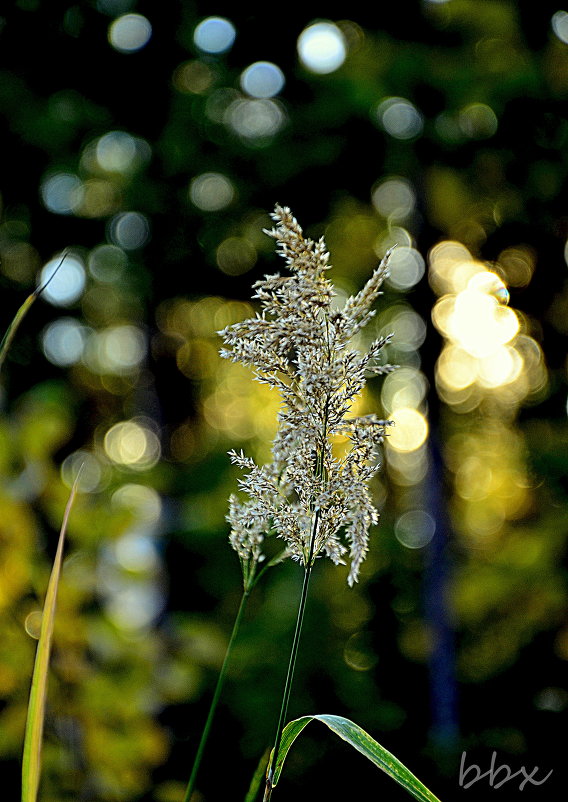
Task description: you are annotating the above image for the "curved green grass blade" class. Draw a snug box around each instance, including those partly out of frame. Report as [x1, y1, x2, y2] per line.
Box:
[272, 713, 442, 802]
[244, 748, 269, 802]
[0, 251, 68, 375]
[0, 293, 36, 374]
[21, 471, 81, 802]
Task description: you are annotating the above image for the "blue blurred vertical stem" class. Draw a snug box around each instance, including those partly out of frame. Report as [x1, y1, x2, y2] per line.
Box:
[424, 437, 459, 746]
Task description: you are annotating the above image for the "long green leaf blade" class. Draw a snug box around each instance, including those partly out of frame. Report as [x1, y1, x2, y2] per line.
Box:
[21, 472, 81, 802]
[272, 713, 442, 802]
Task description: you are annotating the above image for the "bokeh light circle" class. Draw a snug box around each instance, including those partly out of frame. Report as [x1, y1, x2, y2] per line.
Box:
[96, 131, 137, 172]
[40, 173, 83, 215]
[240, 61, 285, 98]
[386, 247, 425, 291]
[388, 408, 429, 452]
[297, 22, 347, 74]
[42, 317, 86, 366]
[61, 450, 104, 492]
[83, 325, 146, 375]
[25, 611, 43, 639]
[88, 244, 128, 283]
[108, 13, 152, 53]
[114, 532, 159, 573]
[40, 255, 86, 307]
[344, 632, 378, 671]
[104, 584, 164, 631]
[104, 420, 161, 470]
[552, 10, 568, 44]
[381, 368, 428, 413]
[372, 177, 416, 221]
[174, 60, 216, 94]
[189, 172, 235, 211]
[109, 211, 150, 249]
[395, 510, 436, 549]
[216, 237, 257, 275]
[376, 97, 423, 140]
[459, 103, 498, 139]
[193, 17, 236, 53]
[385, 308, 427, 352]
[112, 483, 162, 524]
[226, 99, 285, 140]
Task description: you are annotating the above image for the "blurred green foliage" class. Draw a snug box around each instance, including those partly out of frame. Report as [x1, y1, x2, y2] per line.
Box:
[0, 1, 567, 800]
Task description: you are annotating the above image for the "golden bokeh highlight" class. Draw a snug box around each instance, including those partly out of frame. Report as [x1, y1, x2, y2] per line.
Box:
[104, 420, 161, 470]
[387, 408, 429, 453]
[429, 241, 547, 410]
[111, 484, 162, 524]
[381, 368, 428, 413]
[156, 297, 254, 340]
[176, 339, 218, 380]
[202, 361, 280, 443]
[156, 296, 282, 455]
[387, 444, 429, 487]
[445, 423, 533, 543]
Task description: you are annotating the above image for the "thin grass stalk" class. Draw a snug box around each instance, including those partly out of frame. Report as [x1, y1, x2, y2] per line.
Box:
[262, 566, 312, 802]
[263, 504, 321, 802]
[0, 294, 36, 375]
[183, 588, 251, 802]
[263, 323, 331, 802]
[0, 251, 67, 375]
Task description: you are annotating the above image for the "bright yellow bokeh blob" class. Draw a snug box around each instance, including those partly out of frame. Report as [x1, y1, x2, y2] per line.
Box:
[387, 407, 429, 452]
[104, 420, 161, 470]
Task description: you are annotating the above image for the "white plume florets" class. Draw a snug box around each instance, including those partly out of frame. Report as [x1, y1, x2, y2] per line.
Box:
[220, 205, 396, 587]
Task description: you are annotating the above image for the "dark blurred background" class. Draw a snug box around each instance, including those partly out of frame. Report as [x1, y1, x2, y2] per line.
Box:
[0, 1, 567, 800]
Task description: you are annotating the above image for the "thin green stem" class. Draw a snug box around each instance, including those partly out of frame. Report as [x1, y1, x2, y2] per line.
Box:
[263, 312, 332, 802]
[183, 588, 250, 802]
[262, 511, 320, 802]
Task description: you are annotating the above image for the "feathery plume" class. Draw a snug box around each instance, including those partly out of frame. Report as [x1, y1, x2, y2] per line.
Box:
[220, 205, 395, 586]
